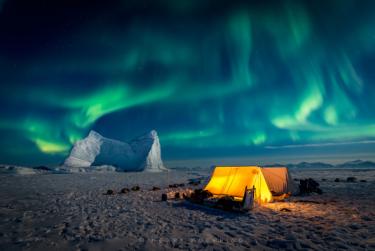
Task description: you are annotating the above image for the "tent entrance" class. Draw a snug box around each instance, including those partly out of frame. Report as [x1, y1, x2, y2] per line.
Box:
[204, 166, 273, 203]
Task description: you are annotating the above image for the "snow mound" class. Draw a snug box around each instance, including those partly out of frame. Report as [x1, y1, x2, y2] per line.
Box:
[64, 130, 167, 172]
[0, 165, 38, 175]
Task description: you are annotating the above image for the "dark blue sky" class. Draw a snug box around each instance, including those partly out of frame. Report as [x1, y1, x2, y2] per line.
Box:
[0, 0, 375, 166]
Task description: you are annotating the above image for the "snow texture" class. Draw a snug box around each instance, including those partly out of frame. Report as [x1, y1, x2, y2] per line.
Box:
[1, 169, 375, 250]
[64, 130, 166, 172]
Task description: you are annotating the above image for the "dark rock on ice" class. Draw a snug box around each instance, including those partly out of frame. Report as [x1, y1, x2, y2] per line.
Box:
[188, 189, 213, 204]
[105, 189, 115, 195]
[280, 208, 292, 212]
[120, 188, 130, 194]
[131, 186, 140, 191]
[346, 177, 357, 182]
[299, 178, 322, 195]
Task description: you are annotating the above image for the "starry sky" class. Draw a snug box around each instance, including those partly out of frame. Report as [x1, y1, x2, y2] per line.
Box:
[0, 0, 375, 166]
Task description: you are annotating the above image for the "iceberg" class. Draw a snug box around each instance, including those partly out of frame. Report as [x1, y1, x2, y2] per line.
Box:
[64, 130, 167, 172]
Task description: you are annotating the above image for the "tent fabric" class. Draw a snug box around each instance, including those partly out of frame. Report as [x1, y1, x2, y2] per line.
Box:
[204, 166, 295, 203]
[261, 167, 295, 196]
[204, 166, 273, 203]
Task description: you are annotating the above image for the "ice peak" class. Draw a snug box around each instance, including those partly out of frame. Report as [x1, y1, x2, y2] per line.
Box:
[88, 130, 103, 139]
[149, 130, 158, 139]
[135, 130, 159, 141]
[64, 129, 166, 172]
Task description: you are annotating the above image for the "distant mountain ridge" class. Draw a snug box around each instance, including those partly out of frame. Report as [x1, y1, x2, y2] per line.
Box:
[335, 160, 375, 169]
[1, 159, 375, 175]
[166, 160, 375, 171]
[267, 160, 375, 169]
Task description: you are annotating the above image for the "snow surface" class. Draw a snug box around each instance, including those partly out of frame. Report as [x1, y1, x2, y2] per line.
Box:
[0, 168, 374, 250]
[0, 165, 38, 175]
[64, 130, 167, 172]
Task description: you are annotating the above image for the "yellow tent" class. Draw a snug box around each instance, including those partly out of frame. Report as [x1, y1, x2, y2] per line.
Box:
[204, 166, 273, 203]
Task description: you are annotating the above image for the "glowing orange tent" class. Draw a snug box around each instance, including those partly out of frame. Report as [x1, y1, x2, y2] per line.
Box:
[261, 167, 295, 196]
[204, 166, 273, 203]
[204, 166, 295, 203]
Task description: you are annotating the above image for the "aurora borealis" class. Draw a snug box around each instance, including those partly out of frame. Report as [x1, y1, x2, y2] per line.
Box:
[0, 0, 375, 165]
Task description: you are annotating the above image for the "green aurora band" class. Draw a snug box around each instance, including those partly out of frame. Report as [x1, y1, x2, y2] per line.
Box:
[0, 0, 374, 164]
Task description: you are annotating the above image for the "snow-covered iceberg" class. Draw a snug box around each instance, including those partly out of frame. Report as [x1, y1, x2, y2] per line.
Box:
[64, 130, 167, 172]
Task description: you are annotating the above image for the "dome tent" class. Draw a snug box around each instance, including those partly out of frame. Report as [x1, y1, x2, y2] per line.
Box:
[204, 166, 295, 203]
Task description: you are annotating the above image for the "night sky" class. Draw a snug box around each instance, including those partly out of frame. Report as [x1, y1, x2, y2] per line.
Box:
[0, 0, 375, 166]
